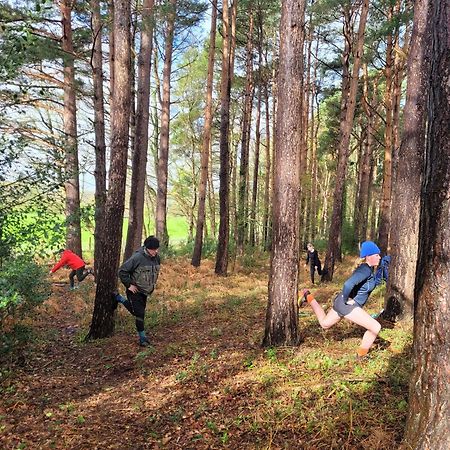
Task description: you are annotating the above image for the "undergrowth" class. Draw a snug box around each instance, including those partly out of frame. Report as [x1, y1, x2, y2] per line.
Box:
[0, 255, 412, 449]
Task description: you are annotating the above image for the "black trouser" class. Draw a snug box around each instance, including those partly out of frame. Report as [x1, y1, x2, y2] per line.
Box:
[122, 290, 148, 332]
[309, 262, 322, 284]
[69, 266, 90, 288]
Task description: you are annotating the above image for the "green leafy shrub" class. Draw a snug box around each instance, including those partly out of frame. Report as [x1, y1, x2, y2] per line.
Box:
[0, 257, 50, 341]
[169, 237, 218, 258]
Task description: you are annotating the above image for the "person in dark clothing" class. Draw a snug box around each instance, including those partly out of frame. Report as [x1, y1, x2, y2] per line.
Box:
[49, 249, 93, 290]
[305, 243, 322, 284]
[300, 241, 384, 358]
[114, 236, 161, 347]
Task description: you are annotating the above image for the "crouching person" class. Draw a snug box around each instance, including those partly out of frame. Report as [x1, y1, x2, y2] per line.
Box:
[114, 236, 161, 347]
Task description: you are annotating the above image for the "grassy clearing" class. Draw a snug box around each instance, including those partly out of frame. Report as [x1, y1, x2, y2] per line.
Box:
[0, 255, 411, 449]
[81, 215, 189, 260]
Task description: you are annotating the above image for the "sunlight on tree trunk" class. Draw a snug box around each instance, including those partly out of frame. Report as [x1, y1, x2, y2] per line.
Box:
[215, 0, 232, 276]
[124, 0, 155, 261]
[156, 0, 177, 250]
[60, 0, 82, 256]
[383, 0, 431, 323]
[192, 0, 217, 267]
[88, 0, 131, 339]
[91, 0, 107, 276]
[263, 0, 306, 347]
[322, 0, 369, 281]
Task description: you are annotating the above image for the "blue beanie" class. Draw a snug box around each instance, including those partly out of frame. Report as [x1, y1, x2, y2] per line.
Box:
[360, 241, 380, 258]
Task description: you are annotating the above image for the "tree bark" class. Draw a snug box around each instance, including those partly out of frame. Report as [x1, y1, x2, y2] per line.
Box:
[262, 67, 271, 250]
[309, 36, 320, 243]
[191, 0, 217, 267]
[124, 0, 155, 261]
[237, 5, 254, 252]
[90, 0, 107, 276]
[263, 0, 306, 347]
[207, 142, 216, 237]
[377, 6, 394, 254]
[250, 16, 262, 248]
[156, 0, 177, 249]
[108, 0, 115, 103]
[404, 2, 450, 446]
[60, 0, 82, 256]
[322, 0, 369, 281]
[215, 0, 232, 275]
[354, 64, 377, 244]
[88, 0, 131, 339]
[383, 0, 431, 323]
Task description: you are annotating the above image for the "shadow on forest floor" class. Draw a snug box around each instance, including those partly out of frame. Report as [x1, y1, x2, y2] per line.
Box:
[0, 256, 412, 449]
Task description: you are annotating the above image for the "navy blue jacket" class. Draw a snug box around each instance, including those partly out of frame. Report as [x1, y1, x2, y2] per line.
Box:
[342, 263, 376, 307]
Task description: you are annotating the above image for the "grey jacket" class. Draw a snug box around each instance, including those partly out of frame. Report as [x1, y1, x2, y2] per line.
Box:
[118, 247, 160, 295]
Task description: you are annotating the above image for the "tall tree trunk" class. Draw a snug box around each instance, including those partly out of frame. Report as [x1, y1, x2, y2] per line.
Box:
[250, 22, 262, 248]
[237, 5, 254, 252]
[299, 16, 312, 247]
[309, 36, 320, 243]
[207, 142, 216, 237]
[230, 117, 240, 262]
[108, 0, 115, 103]
[369, 159, 379, 240]
[124, 0, 155, 261]
[404, 2, 449, 445]
[302, 18, 314, 245]
[60, 0, 82, 256]
[355, 64, 377, 244]
[383, 0, 431, 323]
[263, 0, 306, 347]
[88, 0, 131, 339]
[377, 8, 394, 254]
[262, 71, 271, 250]
[392, 9, 409, 174]
[152, 44, 161, 178]
[91, 0, 107, 275]
[156, 0, 177, 249]
[266, 64, 277, 251]
[215, 0, 232, 275]
[129, 14, 138, 158]
[322, 0, 369, 281]
[191, 0, 217, 267]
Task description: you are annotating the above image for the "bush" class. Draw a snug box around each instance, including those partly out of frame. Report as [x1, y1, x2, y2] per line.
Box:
[169, 237, 218, 259]
[0, 256, 50, 330]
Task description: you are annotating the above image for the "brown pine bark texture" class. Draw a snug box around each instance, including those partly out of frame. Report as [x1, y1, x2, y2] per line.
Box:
[263, 0, 306, 347]
[91, 0, 107, 275]
[61, 0, 82, 257]
[156, 0, 177, 248]
[124, 0, 155, 261]
[404, 2, 450, 448]
[215, 0, 232, 275]
[322, 0, 369, 280]
[384, 0, 432, 322]
[237, 8, 254, 250]
[191, 0, 217, 267]
[89, 0, 131, 339]
[377, 8, 394, 254]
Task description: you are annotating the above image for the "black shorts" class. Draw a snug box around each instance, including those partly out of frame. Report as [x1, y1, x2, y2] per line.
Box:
[333, 293, 361, 317]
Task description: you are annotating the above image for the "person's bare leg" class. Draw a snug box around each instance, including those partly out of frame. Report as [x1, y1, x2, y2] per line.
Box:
[303, 291, 341, 329]
[345, 307, 382, 356]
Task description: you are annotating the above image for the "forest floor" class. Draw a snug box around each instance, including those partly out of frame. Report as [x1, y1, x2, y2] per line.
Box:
[0, 255, 412, 450]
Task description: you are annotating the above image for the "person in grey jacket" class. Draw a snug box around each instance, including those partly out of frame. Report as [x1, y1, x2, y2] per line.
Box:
[114, 236, 161, 346]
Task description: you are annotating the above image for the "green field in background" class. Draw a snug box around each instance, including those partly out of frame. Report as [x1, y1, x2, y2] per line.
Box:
[82, 216, 189, 254]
